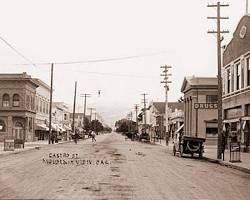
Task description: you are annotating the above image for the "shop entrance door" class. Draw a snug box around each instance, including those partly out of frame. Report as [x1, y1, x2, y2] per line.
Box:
[13, 122, 25, 140]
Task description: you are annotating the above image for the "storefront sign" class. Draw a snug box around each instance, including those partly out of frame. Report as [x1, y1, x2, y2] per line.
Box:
[225, 107, 242, 119]
[194, 103, 218, 109]
[4, 139, 15, 151]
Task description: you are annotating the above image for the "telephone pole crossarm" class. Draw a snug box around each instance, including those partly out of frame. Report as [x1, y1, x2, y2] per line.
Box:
[160, 65, 172, 146]
[80, 93, 91, 127]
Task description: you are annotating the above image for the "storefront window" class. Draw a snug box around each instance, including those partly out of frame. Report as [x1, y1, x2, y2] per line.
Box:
[206, 127, 218, 136]
[0, 120, 6, 132]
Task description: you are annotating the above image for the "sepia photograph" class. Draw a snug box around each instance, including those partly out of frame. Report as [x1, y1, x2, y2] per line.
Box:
[0, 0, 249, 199]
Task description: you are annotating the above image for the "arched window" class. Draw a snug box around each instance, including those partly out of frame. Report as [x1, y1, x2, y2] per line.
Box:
[13, 94, 20, 107]
[26, 95, 30, 109]
[2, 94, 10, 107]
[0, 120, 6, 132]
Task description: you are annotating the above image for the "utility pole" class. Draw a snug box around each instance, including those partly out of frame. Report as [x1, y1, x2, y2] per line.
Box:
[135, 104, 139, 132]
[129, 112, 133, 133]
[72, 81, 77, 136]
[208, 1, 229, 159]
[141, 93, 148, 130]
[80, 93, 91, 128]
[160, 65, 172, 145]
[247, 0, 249, 14]
[88, 107, 95, 122]
[48, 63, 54, 144]
[94, 112, 97, 133]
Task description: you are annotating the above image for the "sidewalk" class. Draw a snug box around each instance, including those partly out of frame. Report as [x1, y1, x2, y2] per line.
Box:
[0, 139, 71, 157]
[152, 139, 250, 173]
[203, 145, 250, 174]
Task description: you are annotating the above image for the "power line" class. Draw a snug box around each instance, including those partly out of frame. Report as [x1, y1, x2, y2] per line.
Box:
[10, 51, 167, 66]
[0, 35, 36, 67]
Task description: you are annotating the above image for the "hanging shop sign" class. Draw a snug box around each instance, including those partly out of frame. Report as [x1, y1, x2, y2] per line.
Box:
[194, 103, 218, 109]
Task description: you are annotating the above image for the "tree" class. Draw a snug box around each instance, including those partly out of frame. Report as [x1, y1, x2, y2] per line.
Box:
[90, 120, 104, 133]
[115, 119, 136, 133]
[83, 117, 90, 131]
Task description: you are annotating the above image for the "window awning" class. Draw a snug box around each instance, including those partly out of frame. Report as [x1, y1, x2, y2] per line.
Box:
[206, 123, 218, 128]
[35, 124, 49, 131]
[223, 118, 240, 123]
[242, 116, 250, 121]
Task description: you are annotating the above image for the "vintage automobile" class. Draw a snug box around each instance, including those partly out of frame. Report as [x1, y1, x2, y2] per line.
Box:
[138, 128, 150, 142]
[173, 133, 205, 158]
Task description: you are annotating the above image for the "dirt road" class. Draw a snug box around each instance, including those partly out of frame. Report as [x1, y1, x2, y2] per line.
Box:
[0, 132, 249, 200]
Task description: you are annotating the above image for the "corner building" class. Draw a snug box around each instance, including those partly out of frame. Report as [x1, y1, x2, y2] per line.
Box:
[0, 73, 38, 142]
[222, 15, 250, 151]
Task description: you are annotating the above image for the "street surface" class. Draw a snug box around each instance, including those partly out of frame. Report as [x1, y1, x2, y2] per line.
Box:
[0, 132, 249, 200]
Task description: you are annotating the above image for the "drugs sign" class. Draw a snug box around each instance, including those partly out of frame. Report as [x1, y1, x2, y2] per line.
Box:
[194, 103, 218, 109]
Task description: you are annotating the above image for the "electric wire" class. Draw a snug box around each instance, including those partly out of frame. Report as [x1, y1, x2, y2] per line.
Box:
[0, 35, 36, 67]
[11, 51, 167, 66]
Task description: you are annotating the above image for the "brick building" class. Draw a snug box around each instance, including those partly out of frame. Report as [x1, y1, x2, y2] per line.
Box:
[222, 15, 250, 151]
[0, 73, 38, 142]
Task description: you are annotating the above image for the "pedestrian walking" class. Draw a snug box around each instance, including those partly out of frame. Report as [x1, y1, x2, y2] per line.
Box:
[221, 133, 226, 161]
[91, 131, 96, 142]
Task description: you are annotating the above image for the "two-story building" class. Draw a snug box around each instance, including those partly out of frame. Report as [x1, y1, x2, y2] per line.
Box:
[0, 73, 38, 142]
[33, 78, 50, 140]
[147, 101, 183, 141]
[52, 102, 71, 140]
[222, 15, 250, 151]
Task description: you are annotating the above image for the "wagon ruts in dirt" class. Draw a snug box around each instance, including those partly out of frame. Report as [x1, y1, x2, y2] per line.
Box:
[173, 136, 205, 158]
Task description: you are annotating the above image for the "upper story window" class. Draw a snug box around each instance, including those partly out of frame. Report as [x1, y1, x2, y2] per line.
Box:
[35, 97, 39, 111]
[39, 99, 43, 113]
[26, 95, 30, 109]
[43, 101, 46, 113]
[247, 57, 250, 86]
[46, 103, 49, 114]
[2, 94, 10, 107]
[227, 68, 231, 93]
[13, 94, 20, 107]
[231, 66, 234, 92]
[206, 95, 218, 103]
[236, 63, 241, 90]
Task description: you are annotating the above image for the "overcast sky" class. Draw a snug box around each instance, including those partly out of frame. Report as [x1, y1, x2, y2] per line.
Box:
[0, 0, 248, 126]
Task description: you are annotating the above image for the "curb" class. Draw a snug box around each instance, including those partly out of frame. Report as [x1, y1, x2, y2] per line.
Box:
[0, 138, 92, 158]
[0, 146, 39, 158]
[0, 140, 73, 158]
[203, 156, 250, 174]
